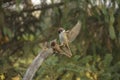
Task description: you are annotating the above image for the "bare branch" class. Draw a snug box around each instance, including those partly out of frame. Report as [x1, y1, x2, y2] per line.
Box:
[22, 2, 64, 12]
[23, 48, 53, 80]
[22, 21, 81, 80]
[8, 2, 64, 15]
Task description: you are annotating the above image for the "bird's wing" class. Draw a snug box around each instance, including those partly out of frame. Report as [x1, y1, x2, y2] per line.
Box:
[67, 20, 82, 43]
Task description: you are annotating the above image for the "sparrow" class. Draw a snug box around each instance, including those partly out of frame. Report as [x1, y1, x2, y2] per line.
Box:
[57, 20, 82, 57]
[58, 28, 72, 57]
[50, 39, 62, 53]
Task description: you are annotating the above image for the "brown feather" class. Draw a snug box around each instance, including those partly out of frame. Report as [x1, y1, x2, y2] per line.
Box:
[68, 20, 82, 42]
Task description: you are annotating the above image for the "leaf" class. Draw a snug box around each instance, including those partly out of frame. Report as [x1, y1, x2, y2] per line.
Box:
[79, 55, 92, 65]
[29, 34, 34, 41]
[109, 8, 116, 39]
[16, 0, 21, 6]
[3, 27, 12, 38]
[15, 0, 21, 12]
[0, 74, 5, 80]
[12, 75, 20, 80]
[45, 55, 58, 66]
[109, 25, 116, 39]
[103, 54, 113, 68]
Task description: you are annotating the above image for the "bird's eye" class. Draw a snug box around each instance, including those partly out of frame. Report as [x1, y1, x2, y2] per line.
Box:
[58, 30, 61, 33]
[58, 30, 60, 33]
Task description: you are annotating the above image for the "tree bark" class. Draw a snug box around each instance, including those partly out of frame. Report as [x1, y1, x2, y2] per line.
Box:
[22, 20, 81, 80]
[23, 48, 53, 80]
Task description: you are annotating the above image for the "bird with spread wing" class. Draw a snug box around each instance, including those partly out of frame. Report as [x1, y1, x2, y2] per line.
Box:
[58, 20, 82, 58]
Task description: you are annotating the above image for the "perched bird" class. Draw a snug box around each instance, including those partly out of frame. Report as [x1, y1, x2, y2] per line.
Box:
[58, 27, 72, 57]
[50, 39, 62, 53]
[58, 20, 81, 57]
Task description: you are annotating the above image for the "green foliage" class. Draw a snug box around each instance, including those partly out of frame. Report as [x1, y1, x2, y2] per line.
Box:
[103, 54, 113, 68]
[3, 27, 12, 38]
[34, 53, 120, 80]
[0, 0, 120, 80]
[109, 8, 116, 39]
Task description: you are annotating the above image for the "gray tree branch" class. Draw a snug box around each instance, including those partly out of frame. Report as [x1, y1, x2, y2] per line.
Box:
[23, 48, 53, 80]
[22, 20, 82, 80]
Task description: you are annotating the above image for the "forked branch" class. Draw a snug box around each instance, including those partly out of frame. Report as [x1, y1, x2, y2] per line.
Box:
[23, 20, 82, 80]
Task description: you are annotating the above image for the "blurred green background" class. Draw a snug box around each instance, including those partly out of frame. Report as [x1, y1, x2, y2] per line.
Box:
[0, 0, 120, 80]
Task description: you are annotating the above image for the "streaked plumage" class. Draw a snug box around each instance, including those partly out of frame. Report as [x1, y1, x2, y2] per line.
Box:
[58, 28, 72, 57]
[58, 20, 82, 57]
